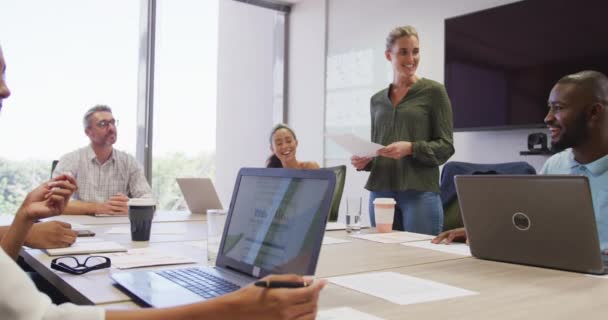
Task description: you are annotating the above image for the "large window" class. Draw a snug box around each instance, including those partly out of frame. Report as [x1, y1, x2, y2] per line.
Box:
[152, 0, 219, 210]
[0, 0, 287, 215]
[0, 1, 140, 216]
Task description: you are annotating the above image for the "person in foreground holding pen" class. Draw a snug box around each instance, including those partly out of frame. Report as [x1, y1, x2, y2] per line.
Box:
[0, 220, 77, 249]
[0, 44, 325, 320]
[255, 280, 312, 288]
[433, 70, 608, 249]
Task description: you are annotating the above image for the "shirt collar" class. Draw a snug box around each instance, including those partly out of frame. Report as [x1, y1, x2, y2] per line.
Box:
[87, 145, 115, 165]
[566, 148, 608, 176]
[384, 78, 425, 101]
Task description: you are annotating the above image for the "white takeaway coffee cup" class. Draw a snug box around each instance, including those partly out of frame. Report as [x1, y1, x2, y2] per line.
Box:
[373, 198, 396, 233]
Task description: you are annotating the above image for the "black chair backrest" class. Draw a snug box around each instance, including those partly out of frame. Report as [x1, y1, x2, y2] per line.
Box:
[323, 165, 346, 222]
[439, 161, 536, 231]
[51, 160, 59, 178]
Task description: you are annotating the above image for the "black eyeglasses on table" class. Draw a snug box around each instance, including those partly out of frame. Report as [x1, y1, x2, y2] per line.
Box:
[50, 256, 111, 275]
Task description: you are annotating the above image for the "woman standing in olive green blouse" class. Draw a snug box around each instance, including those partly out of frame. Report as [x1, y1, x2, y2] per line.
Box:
[351, 25, 454, 235]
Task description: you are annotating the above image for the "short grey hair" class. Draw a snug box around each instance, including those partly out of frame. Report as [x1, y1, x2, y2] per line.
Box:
[83, 105, 112, 129]
[386, 25, 419, 51]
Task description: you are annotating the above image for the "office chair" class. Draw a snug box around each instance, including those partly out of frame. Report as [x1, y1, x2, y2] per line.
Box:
[50, 160, 59, 178]
[440, 161, 536, 231]
[324, 165, 346, 222]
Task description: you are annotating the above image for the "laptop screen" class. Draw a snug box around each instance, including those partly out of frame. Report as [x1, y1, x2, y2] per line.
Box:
[217, 168, 334, 277]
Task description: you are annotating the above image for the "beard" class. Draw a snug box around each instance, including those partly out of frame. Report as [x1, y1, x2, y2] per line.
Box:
[550, 112, 589, 153]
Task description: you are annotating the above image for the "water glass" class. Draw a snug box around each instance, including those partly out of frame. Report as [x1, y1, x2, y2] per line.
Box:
[207, 209, 227, 265]
[346, 196, 362, 233]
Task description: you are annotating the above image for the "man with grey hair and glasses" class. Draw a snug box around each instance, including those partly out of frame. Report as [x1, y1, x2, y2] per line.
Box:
[53, 105, 153, 215]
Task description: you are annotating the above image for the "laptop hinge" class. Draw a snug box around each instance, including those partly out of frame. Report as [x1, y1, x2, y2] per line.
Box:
[224, 264, 255, 278]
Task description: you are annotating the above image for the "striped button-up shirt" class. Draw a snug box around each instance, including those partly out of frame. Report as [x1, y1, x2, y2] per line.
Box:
[53, 145, 153, 203]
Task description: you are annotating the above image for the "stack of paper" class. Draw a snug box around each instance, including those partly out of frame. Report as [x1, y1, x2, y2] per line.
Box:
[326, 222, 369, 231]
[67, 222, 91, 232]
[322, 236, 351, 245]
[106, 248, 196, 269]
[182, 240, 206, 250]
[318, 307, 385, 320]
[105, 225, 187, 235]
[46, 240, 127, 256]
[350, 231, 434, 244]
[325, 222, 347, 231]
[400, 241, 471, 256]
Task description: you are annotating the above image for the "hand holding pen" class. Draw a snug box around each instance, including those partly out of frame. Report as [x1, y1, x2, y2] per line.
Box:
[254, 279, 312, 288]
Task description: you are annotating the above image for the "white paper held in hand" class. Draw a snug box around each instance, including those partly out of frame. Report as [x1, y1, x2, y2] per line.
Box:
[326, 133, 384, 157]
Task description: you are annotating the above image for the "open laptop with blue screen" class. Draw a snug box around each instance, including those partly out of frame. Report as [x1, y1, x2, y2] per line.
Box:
[112, 168, 336, 307]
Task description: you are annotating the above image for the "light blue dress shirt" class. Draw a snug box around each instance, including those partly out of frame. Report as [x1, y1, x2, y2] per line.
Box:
[541, 149, 608, 250]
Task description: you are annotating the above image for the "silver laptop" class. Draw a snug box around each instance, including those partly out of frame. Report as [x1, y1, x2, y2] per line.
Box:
[456, 175, 608, 275]
[112, 168, 336, 307]
[176, 177, 223, 213]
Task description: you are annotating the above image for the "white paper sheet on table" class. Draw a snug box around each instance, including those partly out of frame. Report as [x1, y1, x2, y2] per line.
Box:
[106, 248, 196, 269]
[46, 241, 127, 256]
[105, 225, 187, 235]
[317, 307, 385, 320]
[68, 222, 90, 231]
[350, 231, 434, 243]
[183, 240, 206, 250]
[401, 241, 471, 256]
[322, 236, 351, 245]
[328, 271, 478, 305]
[74, 237, 105, 243]
[326, 133, 384, 157]
[326, 222, 369, 231]
[326, 222, 346, 231]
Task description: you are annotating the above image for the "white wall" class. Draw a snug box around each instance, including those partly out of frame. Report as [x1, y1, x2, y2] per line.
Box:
[289, 0, 551, 221]
[216, 1, 278, 205]
[287, 0, 327, 165]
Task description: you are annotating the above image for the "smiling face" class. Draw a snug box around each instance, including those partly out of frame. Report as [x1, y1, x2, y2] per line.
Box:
[385, 35, 420, 79]
[0, 47, 11, 112]
[545, 82, 591, 151]
[271, 128, 298, 164]
[85, 111, 118, 147]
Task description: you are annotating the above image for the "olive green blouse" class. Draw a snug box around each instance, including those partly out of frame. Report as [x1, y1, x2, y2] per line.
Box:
[364, 78, 454, 193]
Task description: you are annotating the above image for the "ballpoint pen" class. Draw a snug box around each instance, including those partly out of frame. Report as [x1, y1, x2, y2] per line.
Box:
[254, 280, 311, 288]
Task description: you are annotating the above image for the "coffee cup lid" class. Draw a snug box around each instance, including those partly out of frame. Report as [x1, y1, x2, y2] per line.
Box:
[373, 198, 396, 205]
[128, 198, 156, 206]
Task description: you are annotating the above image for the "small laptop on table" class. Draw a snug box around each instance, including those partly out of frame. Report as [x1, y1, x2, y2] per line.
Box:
[456, 175, 608, 275]
[176, 177, 223, 213]
[112, 168, 336, 307]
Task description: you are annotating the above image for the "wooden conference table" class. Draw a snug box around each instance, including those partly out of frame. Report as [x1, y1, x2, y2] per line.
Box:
[19, 212, 608, 319]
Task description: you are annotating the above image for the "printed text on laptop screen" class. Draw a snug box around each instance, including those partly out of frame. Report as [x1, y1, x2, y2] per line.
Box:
[221, 176, 329, 274]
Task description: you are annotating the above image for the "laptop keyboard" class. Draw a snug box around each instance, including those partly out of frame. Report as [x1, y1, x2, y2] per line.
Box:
[156, 268, 240, 299]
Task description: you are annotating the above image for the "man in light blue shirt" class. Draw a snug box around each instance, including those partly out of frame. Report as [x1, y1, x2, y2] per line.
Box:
[540, 70, 608, 250]
[434, 70, 608, 248]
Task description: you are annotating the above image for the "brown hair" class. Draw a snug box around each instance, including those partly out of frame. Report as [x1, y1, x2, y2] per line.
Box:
[385, 25, 419, 51]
